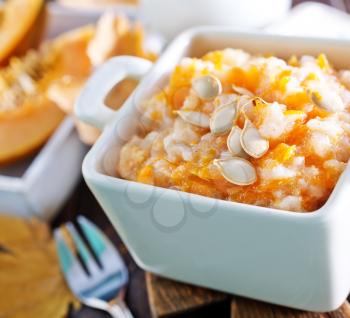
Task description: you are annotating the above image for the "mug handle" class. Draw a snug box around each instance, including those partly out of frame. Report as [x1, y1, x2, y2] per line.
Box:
[75, 56, 153, 130]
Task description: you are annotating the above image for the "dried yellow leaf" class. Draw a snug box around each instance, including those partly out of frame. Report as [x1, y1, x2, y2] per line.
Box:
[0, 215, 80, 318]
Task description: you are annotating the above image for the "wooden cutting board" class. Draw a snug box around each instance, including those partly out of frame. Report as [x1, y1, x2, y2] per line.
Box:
[146, 272, 350, 318]
[231, 298, 350, 318]
[146, 273, 229, 317]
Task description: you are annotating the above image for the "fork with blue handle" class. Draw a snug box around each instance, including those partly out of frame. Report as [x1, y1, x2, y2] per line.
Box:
[54, 216, 133, 318]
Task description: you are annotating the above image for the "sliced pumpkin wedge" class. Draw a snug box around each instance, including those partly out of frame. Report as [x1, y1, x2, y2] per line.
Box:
[49, 25, 95, 79]
[0, 0, 46, 65]
[0, 38, 66, 165]
[0, 24, 96, 164]
[0, 98, 65, 164]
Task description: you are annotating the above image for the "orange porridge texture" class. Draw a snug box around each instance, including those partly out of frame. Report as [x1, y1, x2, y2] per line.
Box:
[118, 49, 350, 212]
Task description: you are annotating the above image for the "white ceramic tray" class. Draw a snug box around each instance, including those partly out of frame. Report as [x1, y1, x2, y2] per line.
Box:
[0, 118, 86, 219]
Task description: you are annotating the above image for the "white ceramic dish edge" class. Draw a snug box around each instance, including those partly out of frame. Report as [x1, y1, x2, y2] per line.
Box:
[0, 118, 86, 219]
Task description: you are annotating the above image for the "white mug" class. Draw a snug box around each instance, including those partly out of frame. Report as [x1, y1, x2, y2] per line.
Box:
[140, 0, 292, 39]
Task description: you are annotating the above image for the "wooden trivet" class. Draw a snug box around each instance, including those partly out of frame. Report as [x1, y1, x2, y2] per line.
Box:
[231, 297, 350, 318]
[146, 272, 229, 317]
[146, 272, 350, 318]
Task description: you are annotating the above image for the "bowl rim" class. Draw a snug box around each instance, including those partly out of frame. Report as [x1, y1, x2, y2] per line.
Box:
[82, 26, 350, 219]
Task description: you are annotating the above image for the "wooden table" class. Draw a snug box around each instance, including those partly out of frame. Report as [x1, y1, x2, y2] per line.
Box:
[52, 1, 350, 317]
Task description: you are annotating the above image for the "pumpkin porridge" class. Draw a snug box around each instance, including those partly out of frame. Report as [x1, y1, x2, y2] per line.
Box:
[118, 49, 350, 212]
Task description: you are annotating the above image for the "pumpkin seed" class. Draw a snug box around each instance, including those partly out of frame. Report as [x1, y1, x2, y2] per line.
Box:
[210, 101, 238, 135]
[192, 75, 222, 100]
[241, 120, 269, 158]
[177, 110, 210, 128]
[227, 126, 246, 157]
[214, 157, 257, 186]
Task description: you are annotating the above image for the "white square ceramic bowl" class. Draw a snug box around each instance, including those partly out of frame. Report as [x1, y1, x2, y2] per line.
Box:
[76, 27, 350, 312]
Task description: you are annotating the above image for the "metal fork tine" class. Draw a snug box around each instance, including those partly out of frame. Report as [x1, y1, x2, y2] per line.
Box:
[54, 228, 88, 288]
[77, 216, 128, 277]
[77, 216, 115, 258]
[66, 222, 100, 276]
[78, 216, 129, 292]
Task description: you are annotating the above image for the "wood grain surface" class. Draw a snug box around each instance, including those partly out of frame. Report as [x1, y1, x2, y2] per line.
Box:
[231, 298, 350, 318]
[146, 271, 350, 318]
[146, 273, 229, 318]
